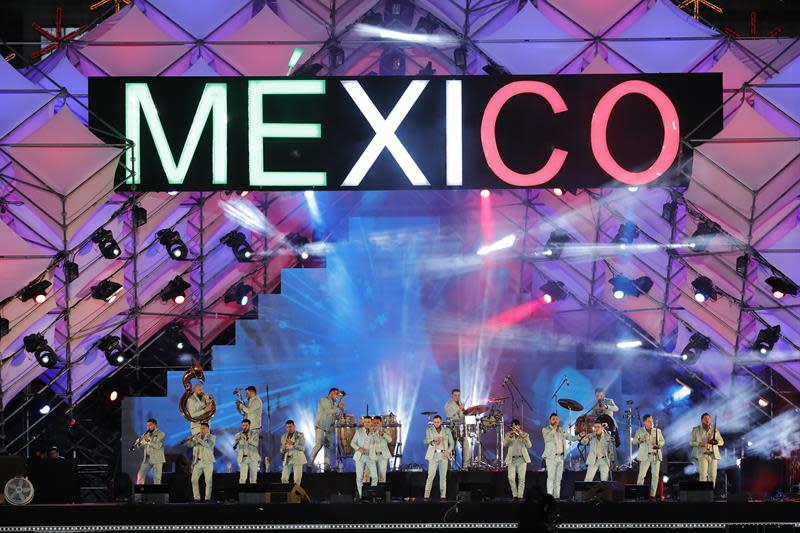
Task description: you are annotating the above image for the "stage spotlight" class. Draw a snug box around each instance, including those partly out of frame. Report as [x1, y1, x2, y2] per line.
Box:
[221, 230, 254, 262]
[662, 475, 669, 483]
[673, 382, 692, 401]
[19, 279, 51, 304]
[98, 335, 126, 366]
[330, 45, 345, 68]
[612, 221, 640, 245]
[680, 332, 710, 363]
[224, 281, 254, 306]
[63, 261, 79, 283]
[627, 186, 639, 192]
[477, 234, 516, 256]
[736, 254, 749, 277]
[90, 279, 123, 303]
[0, 317, 8, 339]
[109, 390, 119, 402]
[132, 206, 148, 228]
[160, 276, 190, 304]
[552, 188, 563, 197]
[482, 62, 510, 76]
[766, 276, 798, 299]
[480, 189, 490, 198]
[24, 333, 57, 368]
[540, 280, 567, 303]
[415, 13, 439, 33]
[454, 46, 467, 68]
[689, 220, 721, 252]
[543, 230, 571, 259]
[746, 441, 753, 448]
[661, 201, 678, 223]
[177, 341, 185, 350]
[361, 10, 383, 26]
[39, 404, 51, 415]
[609, 274, 653, 299]
[157, 228, 188, 260]
[616, 339, 643, 349]
[757, 397, 769, 408]
[292, 62, 323, 76]
[91, 228, 121, 259]
[691, 276, 717, 303]
[753, 324, 780, 355]
[286, 232, 311, 261]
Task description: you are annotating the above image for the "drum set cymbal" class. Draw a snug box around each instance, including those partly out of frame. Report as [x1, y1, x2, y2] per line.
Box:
[487, 397, 508, 404]
[464, 405, 490, 416]
[420, 411, 437, 417]
[557, 398, 584, 412]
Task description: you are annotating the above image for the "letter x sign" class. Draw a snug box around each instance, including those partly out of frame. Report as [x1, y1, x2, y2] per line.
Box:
[341, 80, 430, 187]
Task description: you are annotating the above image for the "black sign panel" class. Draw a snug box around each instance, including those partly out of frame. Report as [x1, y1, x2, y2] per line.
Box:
[89, 74, 722, 191]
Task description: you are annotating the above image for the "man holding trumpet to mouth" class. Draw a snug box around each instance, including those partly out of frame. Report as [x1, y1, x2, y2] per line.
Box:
[234, 418, 260, 484]
[184, 422, 216, 502]
[133, 418, 165, 485]
[423, 415, 454, 501]
[504, 419, 532, 502]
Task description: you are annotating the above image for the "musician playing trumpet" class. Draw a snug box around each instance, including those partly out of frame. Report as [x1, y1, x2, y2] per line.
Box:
[541, 413, 580, 500]
[580, 422, 615, 481]
[234, 419, 260, 484]
[309, 388, 345, 472]
[134, 418, 165, 485]
[423, 415, 454, 501]
[635, 414, 665, 498]
[235, 386, 263, 435]
[504, 419, 532, 502]
[690, 412, 724, 487]
[444, 389, 471, 467]
[371, 416, 393, 483]
[280, 419, 307, 485]
[187, 384, 213, 434]
[185, 422, 216, 502]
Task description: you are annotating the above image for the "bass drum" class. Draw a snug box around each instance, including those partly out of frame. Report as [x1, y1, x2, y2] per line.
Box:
[574, 414, 596, 436]
[596, 414, 621, 448]
[336, 414, 356, 455]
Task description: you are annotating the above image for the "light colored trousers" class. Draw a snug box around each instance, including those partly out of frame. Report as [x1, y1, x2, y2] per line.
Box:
[137, 461, 163, 484]
[191, 463, 214, 501]
[697, 455, 718, 487]
[376, 455, 390, 483]
[637, 457, 661, 496]
[544, 456, 565, 499]
[309, 427, 335, 467]
[585, 459, 610, 481]
[355, 457, 378, 497]
[239, 458, 259, 484]
[507, 457, 527, 498]
[424, 455, 448, 498]
[458, 436, 471, 466]
[281, 462, 304, 485]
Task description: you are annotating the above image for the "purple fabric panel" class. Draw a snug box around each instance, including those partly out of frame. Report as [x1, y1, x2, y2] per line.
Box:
[754, 55, 800, 128]
[141, 0, 252, 39]
[0, 59, 54, 140]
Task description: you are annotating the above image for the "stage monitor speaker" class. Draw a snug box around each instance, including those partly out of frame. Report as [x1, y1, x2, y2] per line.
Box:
[133, 484, 169, 504]
[260, 483, 309, 504]
[329, 493, 353, 504]
[362, 483, 388, 503]
[679, 481, 713, 503]
[457, 481, 493, 503]
[574, 481, 623, 503]
[624, 484, 650, 501]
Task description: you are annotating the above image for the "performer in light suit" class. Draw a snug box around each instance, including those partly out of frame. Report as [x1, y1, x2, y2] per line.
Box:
[236, 386, 263, 434]
[503, 419, 532, 502]
[371, 416, 393, 483]
[234, 419, 260, 484]
[351, 418, 378, 499]
[186, 422, 216, 502]
[280, 419, 307, 485]
[541, 413, 580, 499]
[634, 414, 665, 498]
[186, 384, 213, 434]
[309, 388, 344, 471]
[689, 412, 724, 487]
[581, 422, 615, 481]
[591, 388, 619, 420]
[135, 418, 166, 484]
[423, 415, 454, 501]
[444, 389, 471, 467]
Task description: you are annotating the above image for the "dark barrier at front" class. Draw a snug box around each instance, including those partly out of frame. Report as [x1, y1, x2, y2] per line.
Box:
[89, 74, 722, 191]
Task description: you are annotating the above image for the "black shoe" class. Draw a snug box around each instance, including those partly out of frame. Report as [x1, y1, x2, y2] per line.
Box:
[512, 497, 520, 503]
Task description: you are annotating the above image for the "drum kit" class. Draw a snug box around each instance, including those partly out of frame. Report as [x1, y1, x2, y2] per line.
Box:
[422, 397, 508, 470]
[558, 396, 630, 470]
[334, 412, 403, 471]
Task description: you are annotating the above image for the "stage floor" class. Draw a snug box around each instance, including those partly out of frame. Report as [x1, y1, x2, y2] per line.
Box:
[2, 501, 799, 532]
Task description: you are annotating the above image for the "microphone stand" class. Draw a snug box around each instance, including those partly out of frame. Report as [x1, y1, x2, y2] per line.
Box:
[265, 383, 272, 473]
[506, 377, 533, 429]
[551, 377, 569, 417]
[503, 379, 518, 421]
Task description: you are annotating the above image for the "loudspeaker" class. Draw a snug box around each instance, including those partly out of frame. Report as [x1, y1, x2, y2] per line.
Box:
[362, 483, 387, 503]
[330, 493, 354, 503]
[134, 484, 169, 504]
[679, 481, 713, 503]
[574, 481, 623, 503]
[624, 484, 650, 501]
[457, 481, 493, 502]
[238, 483, 267, 504]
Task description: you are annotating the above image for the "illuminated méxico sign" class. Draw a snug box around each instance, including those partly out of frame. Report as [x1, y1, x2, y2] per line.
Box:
[89, 75, 722, 191]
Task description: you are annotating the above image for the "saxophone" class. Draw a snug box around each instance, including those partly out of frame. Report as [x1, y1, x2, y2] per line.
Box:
[178, 358, 217, 423]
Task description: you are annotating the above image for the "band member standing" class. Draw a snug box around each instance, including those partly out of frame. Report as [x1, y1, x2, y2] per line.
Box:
[690, 412, 724, 487]
[581, 422, 614, 481]
[236, 386, 263, 434]
[591, 388, 620, 420]
[635, 414, 665, 498]
[187, 384, 213, 434]
[280, 420, 307, 485]
[186, 422, 216, 502]
[234, 419, 260, 484]
[309, 388, 344, 471]
[504, 419, 532, 502]
[444, 389, 471, 466]
[351, 417, 378, 499]
[371, 416, 393, 483]
[541, 413, 580, 499]
[135, 418, 165, 484]
[423, 415, 454, 501]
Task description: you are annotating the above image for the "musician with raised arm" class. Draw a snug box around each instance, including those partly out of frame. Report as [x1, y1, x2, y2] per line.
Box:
[690, 412, 724, 487]
[504, 419, 532, 502]
[635, 414, 665, 499]
[134, 418, 165, 484]
[309, 387, 344, 472]
[541, 412, 580, 500]
[423, 415, 454, 501]
[444, 388, 471, 466]
[234, 419, 260, 484]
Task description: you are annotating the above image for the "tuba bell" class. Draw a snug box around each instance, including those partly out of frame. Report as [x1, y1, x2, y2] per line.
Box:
[178, 358, 217, 423]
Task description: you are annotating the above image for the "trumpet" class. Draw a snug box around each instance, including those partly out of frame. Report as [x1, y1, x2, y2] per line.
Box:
[128, 430, 150, 452]
[233, 430, 249, 450]
[180, 433, 201, 445]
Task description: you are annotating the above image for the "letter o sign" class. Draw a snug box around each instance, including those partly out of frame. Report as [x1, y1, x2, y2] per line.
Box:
[590, 80, 680, 186]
